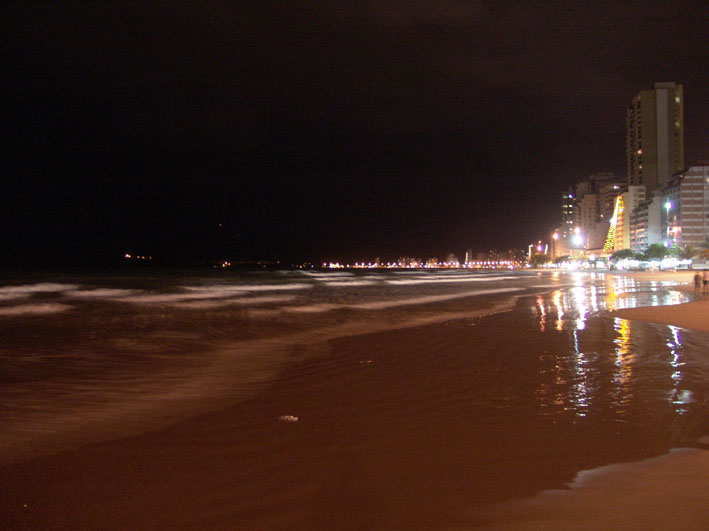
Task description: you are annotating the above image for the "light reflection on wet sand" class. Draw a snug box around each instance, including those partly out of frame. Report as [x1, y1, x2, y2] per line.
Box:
[529, 275, 699, 420]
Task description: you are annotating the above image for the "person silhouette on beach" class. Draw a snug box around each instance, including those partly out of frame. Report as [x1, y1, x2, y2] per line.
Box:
[704, 271, 709, 295]
[695, 272, 702, 293]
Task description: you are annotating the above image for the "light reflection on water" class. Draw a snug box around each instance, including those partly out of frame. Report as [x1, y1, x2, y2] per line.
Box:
[533, 275, 686, 333]
[612, 317, 633, 414]
[530, 274, 699, 421]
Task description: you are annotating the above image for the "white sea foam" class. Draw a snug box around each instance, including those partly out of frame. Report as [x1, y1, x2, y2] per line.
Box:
[0, 293, 29, 302]
[298, 271, 354, 278]
[351, 287, 521, 309]
[385, 275, 515, 285]
[65, 288, 142, 298]
[275, 287, 522, 314]
[0, 303, 71, 316]
[110, 284, 311, 304]
[172, 295, 296, 310]
[284, 303, 342, 313]
[322, 280, 377, 287]
[0, 283, 80, 295]
[116, 291, 243, 304]
[183, 283, 314, 292]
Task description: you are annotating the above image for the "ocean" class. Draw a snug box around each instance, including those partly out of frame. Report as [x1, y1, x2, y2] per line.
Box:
[2, 268, 709, 527]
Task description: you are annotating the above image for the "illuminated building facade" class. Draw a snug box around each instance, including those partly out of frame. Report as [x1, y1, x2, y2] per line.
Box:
[571, 173, 618, 252]
[558, 188, 575, 256]
[616, 185, 645, 250]
[659, 166, 709, 248]
[629, 194, 663, 251]
[626, 82, 684, 196]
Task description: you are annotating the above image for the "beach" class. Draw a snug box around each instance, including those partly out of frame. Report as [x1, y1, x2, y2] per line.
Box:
[609, 271, 709, 333]
[1, 269, 708, 529]
[475, 270, 709, 529]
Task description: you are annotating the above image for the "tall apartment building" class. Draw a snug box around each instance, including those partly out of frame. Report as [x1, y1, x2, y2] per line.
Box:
[660, 166, 709, 248]
[557, 188, 575, 256]
[626, 82, 684, 196]
[568, 173, 618, 251]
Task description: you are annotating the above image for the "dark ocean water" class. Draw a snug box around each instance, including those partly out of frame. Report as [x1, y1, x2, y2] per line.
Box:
[1, 268, 706, 469]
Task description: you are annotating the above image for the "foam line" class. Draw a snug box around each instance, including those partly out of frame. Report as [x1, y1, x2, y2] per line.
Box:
[351, 287, 521, 309]
[276, 287, 521, 314]
[172, 295, 296, 309]
[65, 289, 141, 298]
[0, 303, 71, 316]
[0, 283, 79, 295]
[322, 280, 377, 287]
[385, 275, 515, 285]
[183, 283, 314, 292]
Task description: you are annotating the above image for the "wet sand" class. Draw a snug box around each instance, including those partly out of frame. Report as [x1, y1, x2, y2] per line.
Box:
[475, 446, 709, 529]
[3, 318, 585, 530]
[476, 270, 709, 529]
[609, 270, 709, 333]
[2, 272, 709, 529]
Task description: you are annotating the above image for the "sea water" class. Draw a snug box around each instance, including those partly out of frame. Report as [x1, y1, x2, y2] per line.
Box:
[1, 268, 706, 471]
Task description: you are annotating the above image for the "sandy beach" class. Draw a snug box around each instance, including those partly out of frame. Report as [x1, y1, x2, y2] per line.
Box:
[2, 270, 709, 529]
[609, 270, 709, 333]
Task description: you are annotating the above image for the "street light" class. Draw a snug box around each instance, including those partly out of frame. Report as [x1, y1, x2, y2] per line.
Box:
[665, 201, 673, 245]
[572, 227, 583, 248]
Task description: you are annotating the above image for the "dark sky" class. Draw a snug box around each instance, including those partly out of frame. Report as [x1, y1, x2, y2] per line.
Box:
[3, 1, 709, 266]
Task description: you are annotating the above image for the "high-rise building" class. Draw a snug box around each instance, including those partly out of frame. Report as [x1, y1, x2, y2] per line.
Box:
[565, 172, 618, 252]
[626, 82, 684, 195]
[559, 188, 575, 253]
[659, 166, 709, 248]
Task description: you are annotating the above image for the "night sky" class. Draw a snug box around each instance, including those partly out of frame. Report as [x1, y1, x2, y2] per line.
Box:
[4, 1, 709, 266]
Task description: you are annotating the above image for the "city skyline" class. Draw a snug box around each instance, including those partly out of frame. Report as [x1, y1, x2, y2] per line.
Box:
[4, 1, 709, 266]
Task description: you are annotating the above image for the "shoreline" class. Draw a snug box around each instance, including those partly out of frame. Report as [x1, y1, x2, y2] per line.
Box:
[608, 270, 709, 332]
[0, 293, 522, 468]
[477, 270, 709, 529]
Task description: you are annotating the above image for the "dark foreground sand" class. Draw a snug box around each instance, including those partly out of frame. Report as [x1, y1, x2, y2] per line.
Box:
[3, 320, 568, 530]
[474, 446, 709, 529]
